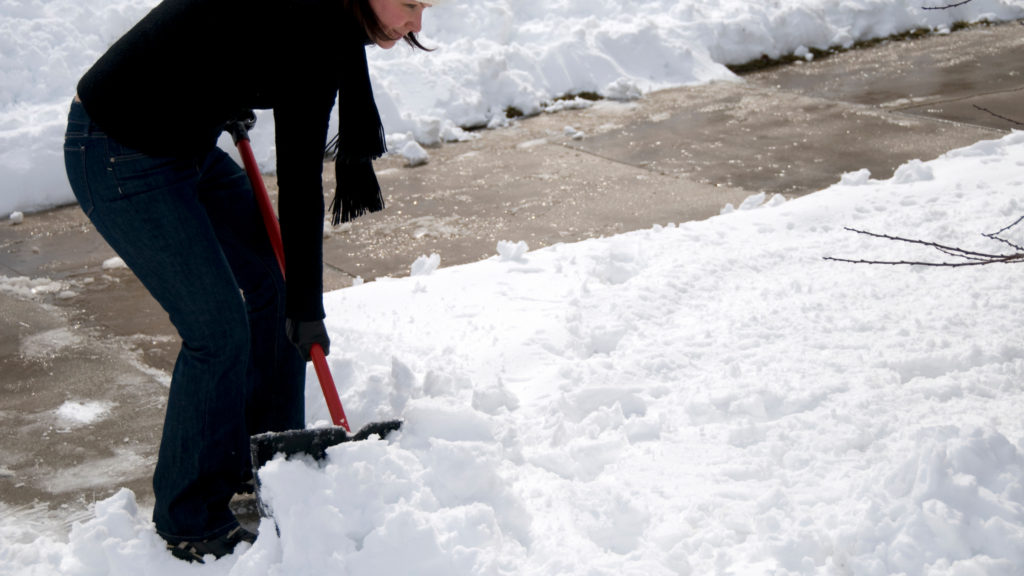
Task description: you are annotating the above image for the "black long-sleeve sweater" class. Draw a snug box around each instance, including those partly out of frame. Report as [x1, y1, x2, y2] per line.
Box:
[78, 0, 358, 321]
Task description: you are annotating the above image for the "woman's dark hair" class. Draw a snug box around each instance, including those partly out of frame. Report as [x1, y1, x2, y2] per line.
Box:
[344, 0, 433, 51]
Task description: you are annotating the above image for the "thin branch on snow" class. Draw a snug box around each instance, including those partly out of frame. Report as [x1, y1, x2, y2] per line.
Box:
[922, 0, 975, 10]
[974, 105, 1024, 127]
[984, 214, 1024, 252]
[989, 214, 1024, 237]
[824, 217, 1024, 267]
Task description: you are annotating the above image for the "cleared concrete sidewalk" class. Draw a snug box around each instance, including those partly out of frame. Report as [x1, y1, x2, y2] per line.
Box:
[0, 20, 1020, 535]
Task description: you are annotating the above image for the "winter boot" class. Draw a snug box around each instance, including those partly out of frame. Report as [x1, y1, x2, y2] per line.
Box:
[165, 525, 257, 563]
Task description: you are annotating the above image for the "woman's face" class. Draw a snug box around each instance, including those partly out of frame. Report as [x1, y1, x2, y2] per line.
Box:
[368, 0, 428, 49]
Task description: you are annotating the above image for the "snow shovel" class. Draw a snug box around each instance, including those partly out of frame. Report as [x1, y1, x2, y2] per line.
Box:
[224, 112, 401, 515]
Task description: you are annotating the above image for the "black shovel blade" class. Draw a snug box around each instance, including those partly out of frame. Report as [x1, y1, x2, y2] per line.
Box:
[250, 420, 403, 469]
[248, 420, 402, 519]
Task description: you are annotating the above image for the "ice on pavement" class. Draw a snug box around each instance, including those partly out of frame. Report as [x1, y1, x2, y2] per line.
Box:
[0, 273, 120, 301]
[0, 275, 64, 299]
[5, 132, 1024, 574]
[4, 0, 1024, 216]
[20, 328, 85, 360]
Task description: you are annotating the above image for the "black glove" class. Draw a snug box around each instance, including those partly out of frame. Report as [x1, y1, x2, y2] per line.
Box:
[223, 109, 257, 145]
[286, 319, 330, 362]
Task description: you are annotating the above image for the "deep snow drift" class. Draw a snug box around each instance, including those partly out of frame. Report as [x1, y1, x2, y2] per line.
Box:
[3, 130, 1023, 574]
[2, 0, 1024, 216]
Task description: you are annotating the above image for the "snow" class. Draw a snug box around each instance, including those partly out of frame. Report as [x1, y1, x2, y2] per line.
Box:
[4, 129, 1024, 574]
[0, 272, 119, 301]
[401, 141, 430, 167]
[410, 253, 441, 276]
[3, 0, 1024, 216]
[56, 400, 113, 426]
[101, 256, 126, 270]
[0, 275, 60, 299]
[496, 240, 529, 262]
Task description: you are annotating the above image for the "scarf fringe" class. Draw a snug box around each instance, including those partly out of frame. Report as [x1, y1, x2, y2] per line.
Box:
[329, 160, 384, 225]
[325, 25, 388, 225]
[324, 123, 387, 163]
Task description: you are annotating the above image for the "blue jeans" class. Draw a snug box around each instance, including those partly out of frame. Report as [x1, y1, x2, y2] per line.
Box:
[63, 100, 305, 541]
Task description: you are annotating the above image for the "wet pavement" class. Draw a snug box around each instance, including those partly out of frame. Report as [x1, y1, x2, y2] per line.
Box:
[1, 20, 1021, 536]
[0, 289, 166, 536]
[751, 21, 1024, 126]
[564, 83, 997, 198]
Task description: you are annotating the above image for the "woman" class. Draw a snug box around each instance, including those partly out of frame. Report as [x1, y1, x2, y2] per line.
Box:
[64, 0, 435, 562]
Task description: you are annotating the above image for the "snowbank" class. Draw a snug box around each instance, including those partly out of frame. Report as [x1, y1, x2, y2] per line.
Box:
[3, 129, 1023, 574]
[3, 0, 1024, 216]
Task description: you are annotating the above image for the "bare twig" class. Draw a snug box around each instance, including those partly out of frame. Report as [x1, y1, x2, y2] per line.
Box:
[989, 214, 1024, 236]
[934, 246, 989, 261]
[983, 235, 1024, 253]
[823, 255, 1023, 266]
[974, 105, 1024, 127]
[824, 217, 1024, 267]
[837, 228, 1000, 258]
[922, 0, 975, 10]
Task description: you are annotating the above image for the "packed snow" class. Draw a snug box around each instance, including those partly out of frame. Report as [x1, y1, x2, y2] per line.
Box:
[55, 400, 114, 426]
[3, 129, 1023, 574]
[3, 0, 1024, 216]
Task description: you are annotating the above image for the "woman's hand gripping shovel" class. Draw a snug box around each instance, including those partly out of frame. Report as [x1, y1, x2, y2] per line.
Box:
[225, 111, 402, 518]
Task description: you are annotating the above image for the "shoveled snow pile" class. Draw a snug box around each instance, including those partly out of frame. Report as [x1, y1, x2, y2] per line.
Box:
[4, 0, 1024, 216]
[4, 131, 1024, 573]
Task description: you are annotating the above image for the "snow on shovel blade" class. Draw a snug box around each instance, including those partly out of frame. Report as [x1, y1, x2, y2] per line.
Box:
[249, 420, 402, 518]
[250, 420, 402, 466]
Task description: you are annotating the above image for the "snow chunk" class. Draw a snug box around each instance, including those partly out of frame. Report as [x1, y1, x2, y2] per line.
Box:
[604, 77, 641, 101]
[840, 168, 872, 186]
[410, 253, 440, 277]
[102, 257, 127, 270]
[401, 141, 429, 167]
[496, 240, 529, 261]
[10, 211, 24, 224]
[545, 98, 593, 114]
[0, 275, 63, 299]
[893, 159, 935, 184]
[32, 280, 63, 294]
[739, 192, 766, 211]
[764, 193, 786, 208]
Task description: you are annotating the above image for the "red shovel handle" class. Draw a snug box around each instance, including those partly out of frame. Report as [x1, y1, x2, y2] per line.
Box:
[310, 344, 350, 431]
[238, 139, 286, 278]
[235, 134, 352, 433]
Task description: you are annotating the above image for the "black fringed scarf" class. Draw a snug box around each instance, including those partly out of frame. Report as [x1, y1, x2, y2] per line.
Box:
[324, 17, 388, 225]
